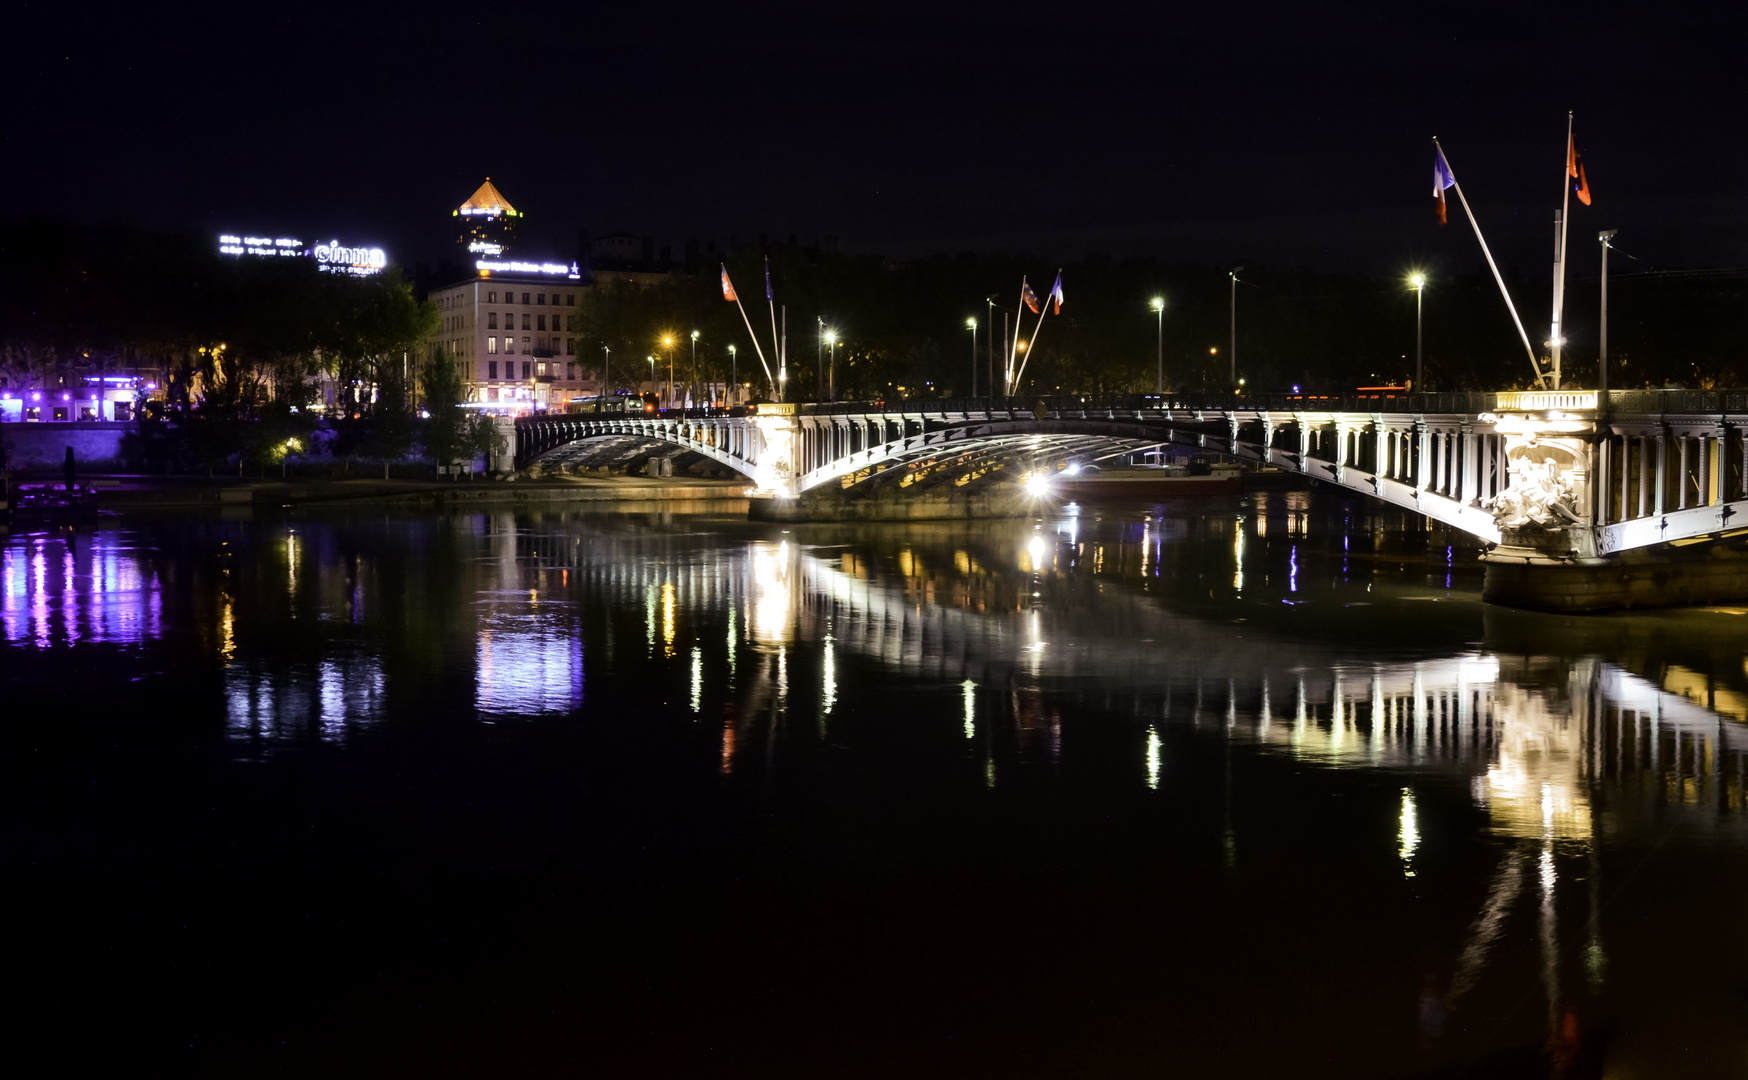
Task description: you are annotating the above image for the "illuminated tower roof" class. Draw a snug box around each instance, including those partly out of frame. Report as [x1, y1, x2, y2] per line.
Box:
[459, 178, 517, 216]
[454, 177, 520, 255]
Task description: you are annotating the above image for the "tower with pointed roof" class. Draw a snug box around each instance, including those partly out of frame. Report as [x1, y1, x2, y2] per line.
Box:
[454, 178, 521, 256]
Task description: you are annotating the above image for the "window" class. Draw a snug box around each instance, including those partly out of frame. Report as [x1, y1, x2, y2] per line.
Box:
[522, 292, 530, 304]
[488, 336, 497, 354]
[536, 293, 545, 305]
[536, 315, 546, 331]
[487, 290, 497, 303]
[521, 313, 531, 330]
[487, 312, 497, 329]
[566, 363, 575, 380]
[537, 362, 547, 376]
[566, 294, 575, 306]
[522, 362, 531, 379]
[504, 338, 515, 355]
[566, 338, 576, 355]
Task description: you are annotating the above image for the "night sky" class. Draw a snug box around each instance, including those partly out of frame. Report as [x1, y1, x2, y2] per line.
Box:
[9, 1, 1745, 278]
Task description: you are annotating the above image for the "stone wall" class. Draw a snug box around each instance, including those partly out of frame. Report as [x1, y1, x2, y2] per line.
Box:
[0, 422, 129, 469]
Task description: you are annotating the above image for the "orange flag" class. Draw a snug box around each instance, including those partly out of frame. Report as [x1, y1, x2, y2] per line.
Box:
[1568, 134, 1592, 206]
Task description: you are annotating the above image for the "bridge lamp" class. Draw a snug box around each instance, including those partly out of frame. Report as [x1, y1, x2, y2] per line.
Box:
[965, 318, 978, 397]
[1409, 273, 1426, 392]
[1024, 471, 1050, 498]
[1149, 297, 1165, 394]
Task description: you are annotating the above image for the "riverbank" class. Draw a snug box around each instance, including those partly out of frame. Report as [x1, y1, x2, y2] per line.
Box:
[31, 473, 752, 512]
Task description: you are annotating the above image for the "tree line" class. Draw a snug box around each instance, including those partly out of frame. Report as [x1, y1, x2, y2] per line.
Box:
[0, 218, 496, 473]
[572, 246, 1746, 399]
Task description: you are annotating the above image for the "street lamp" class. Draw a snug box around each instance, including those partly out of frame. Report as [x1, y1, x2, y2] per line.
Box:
[1409, 273, 1426, 392]
[966, 317, 978, 396]
[690, 330, 700, 409]
[1228, 267, 1244, 389]
[1149, 297, 1165, 394]
[1599, 230, 1618, 395]
[825, 329, 837, 401]
[662, 335, 675, 406]
[728, 345, 737, 405]
[601, 344, 610, 411]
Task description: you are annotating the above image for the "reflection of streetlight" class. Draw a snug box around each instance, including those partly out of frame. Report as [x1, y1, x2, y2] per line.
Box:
[1408, 273, 1426, 391]
[1149, 297, 1165, 394]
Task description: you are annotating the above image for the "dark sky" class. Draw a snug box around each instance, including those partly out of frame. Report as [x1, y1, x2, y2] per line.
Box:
[8, 1, 1744, 278]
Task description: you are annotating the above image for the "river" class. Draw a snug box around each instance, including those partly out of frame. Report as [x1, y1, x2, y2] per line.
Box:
[4, 490, 1745, 1076]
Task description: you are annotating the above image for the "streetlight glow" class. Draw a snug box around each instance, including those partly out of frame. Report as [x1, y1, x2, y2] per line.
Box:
[1150, 297, 1164, 311]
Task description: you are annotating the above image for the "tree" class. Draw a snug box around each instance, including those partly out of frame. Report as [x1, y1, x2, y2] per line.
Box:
[420, 348, 502, 472]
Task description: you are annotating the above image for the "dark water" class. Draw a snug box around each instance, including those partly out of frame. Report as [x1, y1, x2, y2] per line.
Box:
[4, 493, 1747, 1076]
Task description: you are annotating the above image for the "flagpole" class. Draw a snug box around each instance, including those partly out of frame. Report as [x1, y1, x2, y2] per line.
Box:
[724, 266, 778, 395]
[1434, 137, 1546, 388]
[1005, 280, 1032, 395]
[1011, 275, 1059, 391]
[1551, 110, 1573, 390]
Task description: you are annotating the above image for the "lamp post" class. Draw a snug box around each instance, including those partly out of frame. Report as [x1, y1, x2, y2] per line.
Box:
[966, 317, 978, 396]
[825, 330, 837, 401]
[1228, 267, 1243, 390]
[986, 297, 999, 399]
[1149, 297, 1165, 394]
[689, 331, 699, 409]
[647, 355, 656, 404]
[1409, 273, 1426, 392]
[662, 336, 674, 406]
[1599, 230, 1617, 395]
[601, 344, 610, 411]
[729, 345, 737, 406]
[817, 316, 825, 402]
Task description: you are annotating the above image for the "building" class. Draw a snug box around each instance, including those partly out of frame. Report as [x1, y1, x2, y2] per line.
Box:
[454, 179, 520, 257]
[427, 272, 592, 411]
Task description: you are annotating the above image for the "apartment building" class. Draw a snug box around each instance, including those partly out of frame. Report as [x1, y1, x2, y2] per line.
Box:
[427, 272, 593, 411]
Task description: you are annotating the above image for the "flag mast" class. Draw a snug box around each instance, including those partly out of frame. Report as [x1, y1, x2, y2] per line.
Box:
[1433, 137, 1546, 388]
[1010, 270, 1062, 393]
[1003, 280, 1027, 395]
[1549, 110, 1574, 390]
[722, 263, 778, 397]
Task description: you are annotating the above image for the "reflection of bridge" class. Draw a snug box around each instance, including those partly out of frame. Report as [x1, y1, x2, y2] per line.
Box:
[518, 389, 1748, 609]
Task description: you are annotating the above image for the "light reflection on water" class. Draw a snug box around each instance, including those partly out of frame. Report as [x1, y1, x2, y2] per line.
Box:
[9, 498, 1748, 1070]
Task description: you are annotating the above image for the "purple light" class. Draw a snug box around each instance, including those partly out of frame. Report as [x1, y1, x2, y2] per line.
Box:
[32, 393, 41, 401]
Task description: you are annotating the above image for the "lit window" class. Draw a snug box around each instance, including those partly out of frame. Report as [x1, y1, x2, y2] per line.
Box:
[505, 339, 515, 355]
[537, 362, 547, 376]
[487, 291, 497, 303]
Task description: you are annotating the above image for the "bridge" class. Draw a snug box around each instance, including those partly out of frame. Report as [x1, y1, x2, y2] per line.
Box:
[515, 389, 1748, 610]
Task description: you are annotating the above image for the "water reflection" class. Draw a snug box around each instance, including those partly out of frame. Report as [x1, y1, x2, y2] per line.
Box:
[11, 497, 1748, 1072]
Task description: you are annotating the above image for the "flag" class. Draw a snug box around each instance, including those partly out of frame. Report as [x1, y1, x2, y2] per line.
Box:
[1049, 273, 1064, 315]
[1568, 134, 1591, 206]
[1021, 277, 1041, 314]
[1433, 147, 1456, 225]
[720, 265, 737, 301]
[764, 257, 773, 302]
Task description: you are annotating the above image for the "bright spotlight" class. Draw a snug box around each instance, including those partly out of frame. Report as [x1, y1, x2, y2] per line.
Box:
[1024, 472, 1050, 498]
[1410, 273, 1426, 289]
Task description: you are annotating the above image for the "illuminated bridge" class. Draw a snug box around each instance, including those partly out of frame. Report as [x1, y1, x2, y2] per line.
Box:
[516, 390, 1748, 610]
